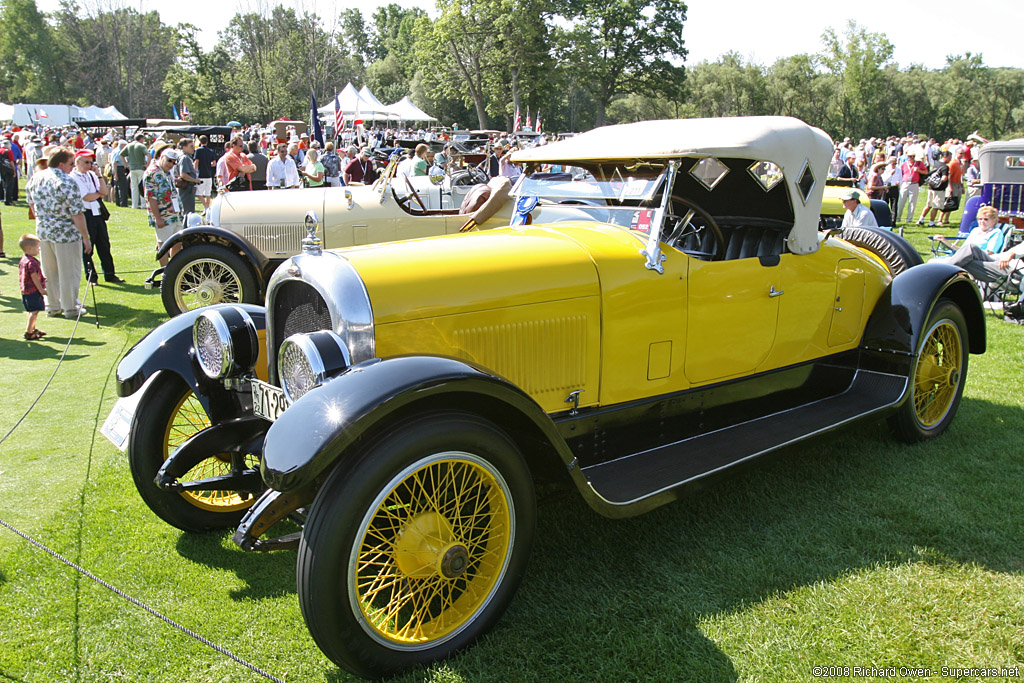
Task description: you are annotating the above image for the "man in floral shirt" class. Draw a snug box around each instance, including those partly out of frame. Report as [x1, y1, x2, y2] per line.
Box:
[143, 146, 182, 267]
[26, 148, 91, 318]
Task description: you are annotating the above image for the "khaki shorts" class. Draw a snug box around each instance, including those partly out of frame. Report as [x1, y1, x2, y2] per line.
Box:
[196, 178, 213, 197]
[926, 189, 946, 210]
[155, 220, 182, 245]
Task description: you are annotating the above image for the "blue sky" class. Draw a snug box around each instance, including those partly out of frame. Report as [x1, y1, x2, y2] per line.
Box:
[36, 0, 1024, 70]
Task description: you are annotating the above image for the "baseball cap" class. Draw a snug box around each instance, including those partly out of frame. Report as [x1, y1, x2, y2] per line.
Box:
[840, 189, 861, 201]
[74, 149, 95, 159]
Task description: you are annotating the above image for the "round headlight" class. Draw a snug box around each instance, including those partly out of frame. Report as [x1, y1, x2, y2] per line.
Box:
[278, 331, 351, 403]
[193, 307, 259, 379]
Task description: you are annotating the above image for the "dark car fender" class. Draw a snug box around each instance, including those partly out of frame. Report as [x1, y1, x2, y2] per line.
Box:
[261, 355, 576, 493]
[157, 226, 272, 287]
[861, 263, 985, 365]
[116, 304, 266, 420]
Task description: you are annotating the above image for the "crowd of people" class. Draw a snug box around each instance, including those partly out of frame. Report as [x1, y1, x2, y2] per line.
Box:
[828, 133, 986, 229]
[1, 120, 1018, 339]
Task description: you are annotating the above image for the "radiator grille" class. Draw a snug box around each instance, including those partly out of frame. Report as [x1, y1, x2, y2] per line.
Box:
[453, 316, 587, 397]
[270, 281, 333, 380]
[241, 224, 305, 255]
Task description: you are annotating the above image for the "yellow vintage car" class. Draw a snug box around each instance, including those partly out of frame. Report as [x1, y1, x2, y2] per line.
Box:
[110, 116, 985, 678]
[154, 160, 513, 316]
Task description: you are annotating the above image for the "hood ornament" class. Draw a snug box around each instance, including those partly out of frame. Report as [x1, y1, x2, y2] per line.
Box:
[302, 211, 322, 255]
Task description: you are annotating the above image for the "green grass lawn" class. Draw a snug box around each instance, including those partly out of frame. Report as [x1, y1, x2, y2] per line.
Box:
[0, 190, 1022, 682]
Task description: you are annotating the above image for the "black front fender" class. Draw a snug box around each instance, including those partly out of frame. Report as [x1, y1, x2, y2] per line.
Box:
[116, 304, 266, 418]
[862, 263, 985, 360]
[261, 355, 573, 492]
[157, 226, 271, 287]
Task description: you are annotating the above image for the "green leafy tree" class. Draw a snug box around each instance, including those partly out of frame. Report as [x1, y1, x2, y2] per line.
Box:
[684, 52, 768, 119]
[0, 0, 67, 102]
[557, 0, 687, 126]
[820, 20, 895, 136]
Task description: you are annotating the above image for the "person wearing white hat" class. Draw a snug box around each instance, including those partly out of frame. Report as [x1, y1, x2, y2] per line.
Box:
[839, 189, 877, 229]
[897, 151, 929, 224]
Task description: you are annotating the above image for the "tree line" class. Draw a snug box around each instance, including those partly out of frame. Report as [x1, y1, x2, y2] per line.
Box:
[0, 0, 1021, 142]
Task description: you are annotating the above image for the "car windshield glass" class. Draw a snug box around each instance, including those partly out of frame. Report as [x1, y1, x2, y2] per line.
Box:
[515, 164, 668, 238]
[517, 165, 665, 203]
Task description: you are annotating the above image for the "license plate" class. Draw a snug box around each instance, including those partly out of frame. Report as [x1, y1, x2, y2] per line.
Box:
[252, 379, 288, 422]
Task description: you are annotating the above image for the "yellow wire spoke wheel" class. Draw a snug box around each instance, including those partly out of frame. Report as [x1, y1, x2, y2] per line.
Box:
[350, 452, 514, 648]
[297, 413, 535, 678]
[889, 299, 968, 443]
[163, 391, 259, 512]
[912, 320, 962, 428]
[128, 373, 262, 532]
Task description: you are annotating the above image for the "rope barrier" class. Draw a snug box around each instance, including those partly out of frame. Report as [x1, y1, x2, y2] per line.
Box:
[0, 308, 290, 683]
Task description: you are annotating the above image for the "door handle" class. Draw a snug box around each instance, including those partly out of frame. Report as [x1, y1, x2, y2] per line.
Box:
[769, 285, 784, 298]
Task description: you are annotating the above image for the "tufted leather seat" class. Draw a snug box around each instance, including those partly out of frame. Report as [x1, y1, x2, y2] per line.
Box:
[719, 225, 788, 260]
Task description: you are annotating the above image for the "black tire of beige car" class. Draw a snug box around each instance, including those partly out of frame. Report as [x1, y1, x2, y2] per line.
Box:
[161, 244, 261, 317]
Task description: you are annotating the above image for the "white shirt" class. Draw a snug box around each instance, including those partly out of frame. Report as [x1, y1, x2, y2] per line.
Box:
[882, 165, 902, 186]
[69, 169, 102, 216]
[396, 157, 417, 179]
[841, 203, 878, 229]
[266, 156, 300, 188]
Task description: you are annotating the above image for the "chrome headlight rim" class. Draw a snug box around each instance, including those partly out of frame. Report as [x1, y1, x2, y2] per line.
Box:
[277, 330, 351, 403]
[193, 306, 259, 380]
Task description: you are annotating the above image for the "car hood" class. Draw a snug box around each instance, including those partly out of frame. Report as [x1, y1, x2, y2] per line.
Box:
[215, 186, 334, 225]
[338, 226, 602, 324]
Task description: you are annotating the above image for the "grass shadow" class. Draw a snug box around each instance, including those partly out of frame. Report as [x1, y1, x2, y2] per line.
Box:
[173, 525, 300, 601]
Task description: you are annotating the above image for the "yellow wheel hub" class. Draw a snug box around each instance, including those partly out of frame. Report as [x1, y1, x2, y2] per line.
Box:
[163, 391, 257, 512]
[352, 454, 513, 647]
[913, 321, 962, 427]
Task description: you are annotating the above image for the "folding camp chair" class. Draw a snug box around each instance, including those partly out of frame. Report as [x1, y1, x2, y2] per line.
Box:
[928, 195, 984, 257]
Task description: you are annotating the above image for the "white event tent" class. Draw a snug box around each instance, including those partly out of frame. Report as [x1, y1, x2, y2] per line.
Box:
[316, 83, 437, 124]
[0, 103, 127, 127]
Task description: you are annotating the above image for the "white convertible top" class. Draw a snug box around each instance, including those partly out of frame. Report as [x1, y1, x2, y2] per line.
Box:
[512, 116, 834, 254]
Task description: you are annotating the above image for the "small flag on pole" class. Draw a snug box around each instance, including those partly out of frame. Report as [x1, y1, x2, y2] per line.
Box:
[535, 110, 542, 133]
[513, 107, 521, 132]
[310, 90, 325, 147]
[525, 108, 531, 131]
[334, 90, 343, 139]
[181, 103, 190, 121]
[172, 104, 180, 120]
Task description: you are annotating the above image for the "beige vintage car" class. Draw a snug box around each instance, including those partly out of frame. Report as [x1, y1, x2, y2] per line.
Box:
[154, 162, 512, 316]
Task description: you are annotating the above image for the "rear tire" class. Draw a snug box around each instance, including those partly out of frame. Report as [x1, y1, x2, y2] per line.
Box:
[297, 412, 536, 678]
[889, 299, 969, 442]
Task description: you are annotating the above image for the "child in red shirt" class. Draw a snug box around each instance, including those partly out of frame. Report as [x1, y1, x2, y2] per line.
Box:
[19, 233, 47, 340]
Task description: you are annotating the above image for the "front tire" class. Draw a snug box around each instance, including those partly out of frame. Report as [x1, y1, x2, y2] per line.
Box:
[297, 412, 536, 678]
[161, 244, 259, 317]
[127, 373, 259, 532]
[889, 299, 969, 442]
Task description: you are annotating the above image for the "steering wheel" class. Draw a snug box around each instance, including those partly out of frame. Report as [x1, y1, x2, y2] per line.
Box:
[662, 195, 725, 261]
[403, 176, 428, 212]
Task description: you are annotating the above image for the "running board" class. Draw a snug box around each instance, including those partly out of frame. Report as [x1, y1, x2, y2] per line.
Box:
[581, 369, 906, 506]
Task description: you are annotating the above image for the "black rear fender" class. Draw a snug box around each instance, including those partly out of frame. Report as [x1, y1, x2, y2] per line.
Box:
[862, 263, 985, 359]
[261, 356, 574, 492]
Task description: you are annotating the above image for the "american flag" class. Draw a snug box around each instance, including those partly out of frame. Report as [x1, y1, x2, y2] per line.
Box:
[513, 107, 521, 132]
[525, 108, 531, 130]
[181, 103, 190, 121]
[535, 110, 542, 133]
[333, 90, 343, 138]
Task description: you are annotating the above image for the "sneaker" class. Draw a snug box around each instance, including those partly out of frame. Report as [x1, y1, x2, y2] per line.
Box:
[916, 219, 924, 225]
[928, 221, 936, 228]
[63, 305, 87, 318]
[46, 309, 62, 317]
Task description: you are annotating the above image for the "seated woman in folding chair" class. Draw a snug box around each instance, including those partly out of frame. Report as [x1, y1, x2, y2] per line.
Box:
[931, 205, 1005, 260]
[940, 206, 1024, 285]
